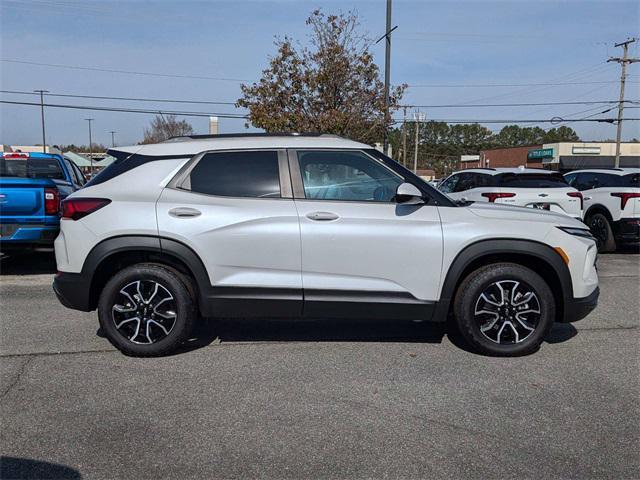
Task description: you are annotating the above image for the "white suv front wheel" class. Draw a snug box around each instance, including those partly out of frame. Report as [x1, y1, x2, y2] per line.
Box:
[98, 264, 196, 357]
[453, 263, 555, 356]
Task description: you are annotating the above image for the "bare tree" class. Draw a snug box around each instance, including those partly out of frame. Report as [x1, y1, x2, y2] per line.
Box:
[141, 115, 194, 144]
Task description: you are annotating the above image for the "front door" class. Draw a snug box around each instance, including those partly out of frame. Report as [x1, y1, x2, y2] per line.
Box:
[290, 149, 443, 319]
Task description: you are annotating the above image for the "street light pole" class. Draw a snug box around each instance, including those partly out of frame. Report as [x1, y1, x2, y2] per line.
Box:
[34, 89, 49, 153]
[109, 131, 116, 147]
[85, 119, 94, 174]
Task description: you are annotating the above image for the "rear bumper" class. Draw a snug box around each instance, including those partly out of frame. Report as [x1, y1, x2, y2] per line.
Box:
[562, 286, 599, 323]
[614, 218, 640, 245]
[0, 223, 59, 247]
[53, 272, 93, 311]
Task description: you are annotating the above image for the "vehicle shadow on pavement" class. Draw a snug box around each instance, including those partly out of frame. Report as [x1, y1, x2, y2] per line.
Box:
[175, 317, 577, 356]
[0, 456, 81, 479]
[178, 317, 449, 353]
[0, 252, 57, 276]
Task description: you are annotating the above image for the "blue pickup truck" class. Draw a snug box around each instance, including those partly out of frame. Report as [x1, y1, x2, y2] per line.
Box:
[0, 151, 85, 251]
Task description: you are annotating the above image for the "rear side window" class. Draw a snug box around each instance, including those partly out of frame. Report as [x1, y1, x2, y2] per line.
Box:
[498, 173, 568, 188]
[0, 157, 64, 179]
[189, 151, 281, 198]
[620, 173, 639, 188]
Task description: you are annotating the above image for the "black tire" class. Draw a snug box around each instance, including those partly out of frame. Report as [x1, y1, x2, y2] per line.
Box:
[98, 263, 196, 357]
[453, 263, 555, 357]
[586, 212, 616, 253]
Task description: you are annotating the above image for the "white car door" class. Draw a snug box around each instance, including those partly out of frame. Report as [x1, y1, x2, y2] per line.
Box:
[156, 149, 302, 315]
[290, 149, 443, 318]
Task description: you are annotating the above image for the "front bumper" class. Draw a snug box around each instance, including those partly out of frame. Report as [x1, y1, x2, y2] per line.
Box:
[53, 271, 93, 311]
[562, 286, 599, 323]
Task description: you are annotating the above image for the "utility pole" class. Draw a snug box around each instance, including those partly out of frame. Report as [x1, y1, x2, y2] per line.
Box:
[413, 111, 425, 173]
[34, 89, 49, 152]
[376, 0, 397, 154]
[85, 119, 94, 174]
[608, 38, 639, 168]
[402, 106, 407, 166]
[109, 131, 116, 147]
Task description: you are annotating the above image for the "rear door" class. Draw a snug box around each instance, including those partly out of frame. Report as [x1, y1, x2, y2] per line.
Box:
[495, 172, 582, 218]
[156, 149, 302, 316]
[290, 149, 443, 318]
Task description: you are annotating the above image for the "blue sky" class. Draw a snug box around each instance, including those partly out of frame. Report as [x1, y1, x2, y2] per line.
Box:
[1, 0, 639, 147]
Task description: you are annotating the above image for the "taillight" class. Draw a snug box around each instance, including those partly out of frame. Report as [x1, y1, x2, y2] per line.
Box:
[481, 192, 516, 203]
[61, 198, 111, 220]
[567, 191, 583, 210]
[611, 192, 640, 210]
[44, 188, 60, 215]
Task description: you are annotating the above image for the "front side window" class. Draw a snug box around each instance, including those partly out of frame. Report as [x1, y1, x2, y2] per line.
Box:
[454, 173, 476, 192]
[438, 174, 459, 194]
[297, 150, 403, 202]
[189, 151, 281, 198]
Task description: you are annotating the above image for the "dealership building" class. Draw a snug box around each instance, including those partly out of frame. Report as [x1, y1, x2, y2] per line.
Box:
[468, 142, 640, 171]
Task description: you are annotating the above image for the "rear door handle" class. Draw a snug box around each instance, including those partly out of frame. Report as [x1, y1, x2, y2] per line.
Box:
[169, 207, 201, 218]
[306, 211, 339, 221]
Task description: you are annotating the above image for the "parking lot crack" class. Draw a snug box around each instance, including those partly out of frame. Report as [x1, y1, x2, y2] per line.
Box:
[0, 356, 33, 401]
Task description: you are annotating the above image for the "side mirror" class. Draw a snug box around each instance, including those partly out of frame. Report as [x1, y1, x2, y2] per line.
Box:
[395, 182, 424, 204]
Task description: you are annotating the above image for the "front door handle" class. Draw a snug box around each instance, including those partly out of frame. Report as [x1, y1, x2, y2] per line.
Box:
[169, 207, 201, 218]
[306, 211, 339, 221]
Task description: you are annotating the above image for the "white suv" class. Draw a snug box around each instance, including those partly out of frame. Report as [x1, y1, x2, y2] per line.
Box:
[564, 168, 640, 252]
[438, 168, 583, 219]
[53, 134, 599, 357]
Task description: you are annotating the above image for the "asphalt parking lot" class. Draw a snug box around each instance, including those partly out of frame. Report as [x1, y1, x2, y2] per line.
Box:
[1, 252, 639, 479]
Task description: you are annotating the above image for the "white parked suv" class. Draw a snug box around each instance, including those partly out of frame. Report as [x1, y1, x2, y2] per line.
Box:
[53, 134, 599, 357]
[564, 168, 640, 252]
[438, 167, 583, 219]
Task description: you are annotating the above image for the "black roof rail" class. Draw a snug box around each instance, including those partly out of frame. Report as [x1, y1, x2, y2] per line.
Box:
[468, 167, 496, 171]
[165, 132, 339, 142]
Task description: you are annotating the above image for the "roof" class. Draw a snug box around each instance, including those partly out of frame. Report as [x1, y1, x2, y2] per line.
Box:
[563, 168, 640, 176]
[455, 167, 556, 175]
[110, 134, 371, 157]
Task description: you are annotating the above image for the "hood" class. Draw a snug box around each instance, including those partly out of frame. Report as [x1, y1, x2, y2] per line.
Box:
[466, 202, 585, 227]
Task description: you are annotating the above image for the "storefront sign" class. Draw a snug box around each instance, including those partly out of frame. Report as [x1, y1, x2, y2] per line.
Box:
[572, 146, 601, 155]
[528, 148, 554, 160]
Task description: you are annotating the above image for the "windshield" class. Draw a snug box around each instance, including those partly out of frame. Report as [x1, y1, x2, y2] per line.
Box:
[497, 173, 568, 188]
[0, 157, 64, 179]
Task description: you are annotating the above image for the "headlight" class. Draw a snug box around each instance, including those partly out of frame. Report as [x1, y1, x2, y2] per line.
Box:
[557, 226, 595, 240]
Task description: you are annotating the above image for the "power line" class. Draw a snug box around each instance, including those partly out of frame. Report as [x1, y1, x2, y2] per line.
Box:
[0, 90, 239, 106]
[0, 59, 251, 83]
[0, 100, 248, 118]
[406, 80, 636, 88]
[392, 117, 637, 124]
[2, 90, 633, 109]
[401, 100, 632, 108]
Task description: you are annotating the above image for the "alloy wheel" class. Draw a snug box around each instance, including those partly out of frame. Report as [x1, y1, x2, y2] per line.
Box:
[111, 280, 177, 344]
[474, 280, 541, 344]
